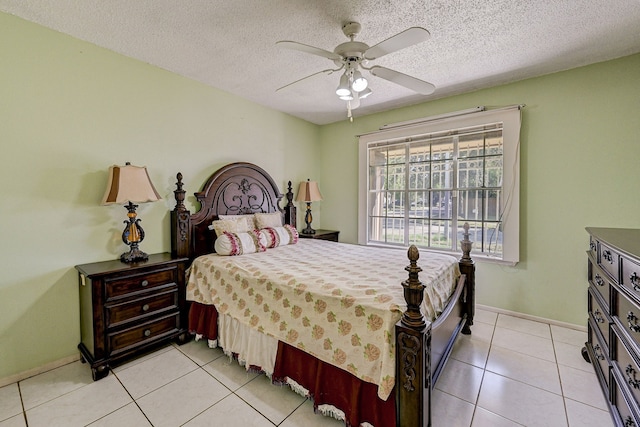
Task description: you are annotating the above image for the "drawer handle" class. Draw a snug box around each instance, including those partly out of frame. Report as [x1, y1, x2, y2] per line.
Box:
[141, 280, 149, 287]
[602, 249, 613, 264]
[625, 416, 636, 427]
[628, 311, 640, 333]
[631, 272, 640, 291]
[593, 344, 605, 361]
[142, 304, 150, 312]
[626, 364, 640, 389]
[594, 274, 605, 287]
[590, 241, 596, 251]
[593, 309, 605, 324]
[144, 329, 151, 337]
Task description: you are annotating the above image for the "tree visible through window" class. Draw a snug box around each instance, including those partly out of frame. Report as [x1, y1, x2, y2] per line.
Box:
[360, 107, 521, 263]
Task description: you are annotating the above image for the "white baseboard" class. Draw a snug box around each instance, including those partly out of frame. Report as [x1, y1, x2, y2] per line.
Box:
[476, 304, 587, 333]
[0, 354, 81, 388]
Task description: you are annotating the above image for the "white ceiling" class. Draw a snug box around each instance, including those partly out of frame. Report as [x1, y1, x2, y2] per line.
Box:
[2, 1, 640, 125]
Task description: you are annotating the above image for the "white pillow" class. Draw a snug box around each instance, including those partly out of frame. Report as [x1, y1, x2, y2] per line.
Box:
[214, 230, 267, 256]
[254, 212, 283, 229]
[219, 214, 257, 230]
[261, 225, 299, 248]
[209, 217, 253, 236]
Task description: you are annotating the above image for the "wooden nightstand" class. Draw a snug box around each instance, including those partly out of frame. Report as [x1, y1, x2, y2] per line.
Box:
[75, 253, 189, 380]
[298, 229, 340, 242]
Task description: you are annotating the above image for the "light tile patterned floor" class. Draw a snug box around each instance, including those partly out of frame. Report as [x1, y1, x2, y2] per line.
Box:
[0, 309, 614, 426]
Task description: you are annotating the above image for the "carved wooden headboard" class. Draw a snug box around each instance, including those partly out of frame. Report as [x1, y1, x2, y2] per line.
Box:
[170, 162, 296, 261]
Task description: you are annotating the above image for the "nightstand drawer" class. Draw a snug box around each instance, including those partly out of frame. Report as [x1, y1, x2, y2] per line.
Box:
[109, 313, 179, 355]
[105, 267, 178, 300]
[106, 288, 178, 328]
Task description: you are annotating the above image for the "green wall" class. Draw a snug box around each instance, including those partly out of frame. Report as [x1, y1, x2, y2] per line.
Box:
[0, 13, 320, 380]
[318, 53, 640, 326]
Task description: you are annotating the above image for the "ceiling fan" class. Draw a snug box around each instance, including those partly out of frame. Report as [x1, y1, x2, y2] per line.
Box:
[276, 22, 435, 119]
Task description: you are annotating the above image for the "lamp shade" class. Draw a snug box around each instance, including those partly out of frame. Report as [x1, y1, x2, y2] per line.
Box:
[295, 180, 323, 203]
[101, 163, 162, 205]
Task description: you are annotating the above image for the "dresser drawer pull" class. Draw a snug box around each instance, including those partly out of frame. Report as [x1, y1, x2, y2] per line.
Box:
[142, 304, 150, 312]
[141, 280, 149, 287]
[602, 250, 613, 264]
[626, 364, 640, 389]
[144, 329, 151, 337]
[631, 272, 640, 291]
[625, 416, 636, 427]
[590, 241, 597, 251]
[593, 309, 605, 324]
[628, 311, 640, 333]
[593, 344, 605, 361]
[594, 274, 605, 287]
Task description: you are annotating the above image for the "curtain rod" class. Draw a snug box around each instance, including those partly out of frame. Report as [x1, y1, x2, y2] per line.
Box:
[375, 104, 526, 132]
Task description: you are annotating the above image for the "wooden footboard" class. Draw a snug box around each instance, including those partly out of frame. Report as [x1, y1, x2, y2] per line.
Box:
[395, 224, 475, 427]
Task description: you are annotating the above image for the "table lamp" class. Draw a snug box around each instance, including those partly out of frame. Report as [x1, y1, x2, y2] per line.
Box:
[295, 179, 323, 235]
[102, 162, 162, 262]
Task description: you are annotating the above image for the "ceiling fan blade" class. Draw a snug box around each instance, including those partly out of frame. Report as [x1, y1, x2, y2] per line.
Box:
[276, 41, 342, 61]
[276, 68, 338, 92]
[364, 27, 430, 60]
[370, 66, 435, 95]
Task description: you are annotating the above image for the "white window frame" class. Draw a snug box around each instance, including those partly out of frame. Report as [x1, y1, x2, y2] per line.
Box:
[358, 107, 521, 265]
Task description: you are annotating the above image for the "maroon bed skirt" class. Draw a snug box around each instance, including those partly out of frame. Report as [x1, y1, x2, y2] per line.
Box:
[188, 302, 396, 427]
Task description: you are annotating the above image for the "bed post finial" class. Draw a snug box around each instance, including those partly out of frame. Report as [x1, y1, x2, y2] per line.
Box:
[171, 172, 191, 258]
[283, 180, 297, 228]
[401, 245, 426, 329]
[460, 222, 473, 264]
[174, 172, 186, 212]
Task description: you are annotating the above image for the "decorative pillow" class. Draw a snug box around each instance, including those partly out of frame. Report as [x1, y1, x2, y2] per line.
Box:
[214, 230, 267, 256]
[218, 214, 257, 230]
[261, 225, 299, 248]
[209, 217, 253, 236]
[254, 212, 284, 229]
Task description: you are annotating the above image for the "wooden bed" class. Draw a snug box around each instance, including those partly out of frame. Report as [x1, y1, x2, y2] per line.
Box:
[170, 162, 475, 427]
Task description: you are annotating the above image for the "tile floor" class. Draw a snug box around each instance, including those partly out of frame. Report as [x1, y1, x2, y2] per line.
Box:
[0, 309, 614, 427]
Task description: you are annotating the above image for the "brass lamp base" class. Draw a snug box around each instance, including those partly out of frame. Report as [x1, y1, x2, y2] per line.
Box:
[120, 202, 148, 263]
[120, 247, 149, 263]
[301, 202, 316, 234]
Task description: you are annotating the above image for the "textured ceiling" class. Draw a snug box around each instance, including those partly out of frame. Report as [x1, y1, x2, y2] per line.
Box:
[2, 0, 640, 124]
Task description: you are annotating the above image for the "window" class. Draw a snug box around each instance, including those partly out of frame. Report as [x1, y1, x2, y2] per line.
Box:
[358, 107, 521, 264]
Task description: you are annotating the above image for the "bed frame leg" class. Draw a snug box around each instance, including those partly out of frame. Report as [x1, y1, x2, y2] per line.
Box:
[396, 245, 431, 427]
[459, 223, 475, 335]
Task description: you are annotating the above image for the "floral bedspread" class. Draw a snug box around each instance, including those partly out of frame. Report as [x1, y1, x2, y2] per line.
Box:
[186, 239, 460, 400]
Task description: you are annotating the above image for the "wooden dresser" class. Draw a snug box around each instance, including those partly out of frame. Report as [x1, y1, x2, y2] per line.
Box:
[586, 227, 640, 426]
[76, 253, 189, 380]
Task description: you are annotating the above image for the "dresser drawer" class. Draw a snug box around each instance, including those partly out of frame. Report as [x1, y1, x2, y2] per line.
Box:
[614, 329, 640, 409]
[589, 235, 598, 259]
[589, 287, 610, 347]
[589, 320, 610, 389]
[616, 291, 640, 351]
[613, 371, 640, 427]
[105, 267, 178, 300]
[600, 243, 620, 282]
[590, 261, 611, 310]
[109, 313, 179, 355]
[622, 257, 640, 303]
[106, 289, 178, 328]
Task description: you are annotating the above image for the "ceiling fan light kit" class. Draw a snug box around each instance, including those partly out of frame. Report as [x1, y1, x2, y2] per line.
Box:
[277, 21, 435, 121]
